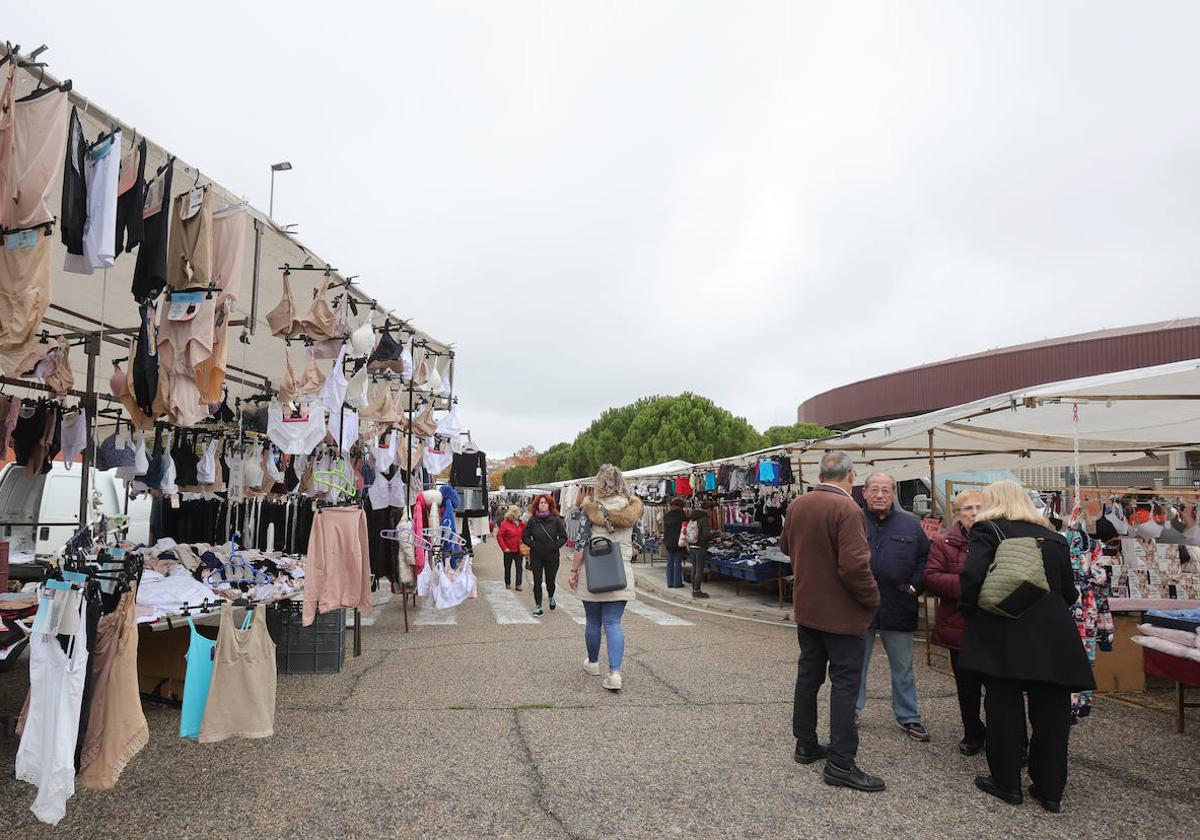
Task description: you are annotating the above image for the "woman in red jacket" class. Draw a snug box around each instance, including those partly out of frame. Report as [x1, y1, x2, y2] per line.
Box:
[923, 489, 985, 755]
[496, 505, 526, 590]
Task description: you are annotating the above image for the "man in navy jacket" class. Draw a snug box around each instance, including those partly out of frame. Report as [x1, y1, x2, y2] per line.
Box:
[855, 472, 932, 741]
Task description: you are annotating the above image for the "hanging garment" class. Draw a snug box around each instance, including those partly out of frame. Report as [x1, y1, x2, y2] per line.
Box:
[268, 401, 328, 455]
[210, 208, 246, 300]
[298, 276, 339, 339]
[367, 326, 404, 373]
[179, 615, 217, 739]
[198, 603, 277, 743]
[77, 587, 147, 791]
[9, 85, 71, 231]
[166, 187, 214, 289]
[425, 361, 443, 394]
[157, 293, 216, 427]
[319, 343, 349, 415]
[114, 137, 147, 256]
[196, 438, 218, 484]
[15, 589, 89, 826]
[350, 312, 374, 356]
[60, 106, 87, 258]
[63, 130, 120, 275]
[42, 336, 74, 396]
[130, 302, 160, 418]
[374, 429, 398, 473]
[0, 59, 14, 231]
[266, 271, 299, 336]
[344, 359, 369, 409]
[298, 349, 326, 395]
[303, 506, 373, 626]
[277, 349, 301, 403]
[0, 227, 53, 375]
[95, 430, 135, 473]
[412, 405, 438, 437]
[367, 469, 391, 509]
[326, 406, 359, 453]
[423, 446, 452, 476]
[436, 406, 462, 439]
[131, 159, 173, 301]
[225, 447, 246, 505]
[60, 408, 87, 469]
[431, 555, 476, 609]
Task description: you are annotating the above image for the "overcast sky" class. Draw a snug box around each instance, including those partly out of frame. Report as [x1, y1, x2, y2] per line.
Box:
[9, 3, 1200, 457]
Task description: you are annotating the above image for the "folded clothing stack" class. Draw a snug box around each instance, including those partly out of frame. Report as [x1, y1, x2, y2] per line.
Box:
[1131, 609, 1200, 664]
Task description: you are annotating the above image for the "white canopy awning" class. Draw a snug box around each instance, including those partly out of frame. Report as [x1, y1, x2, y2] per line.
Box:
[803, 359, 1200, 482]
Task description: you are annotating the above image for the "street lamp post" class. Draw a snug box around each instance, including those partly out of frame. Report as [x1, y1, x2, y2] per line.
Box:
[269, 161, 292, 220]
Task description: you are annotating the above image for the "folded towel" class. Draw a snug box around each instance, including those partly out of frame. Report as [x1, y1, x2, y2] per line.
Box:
[1137, 623, 1198, 648]
[1132, 634, 1200, 664]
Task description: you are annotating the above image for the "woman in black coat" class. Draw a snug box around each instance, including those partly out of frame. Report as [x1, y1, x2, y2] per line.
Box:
[521, 494, 569, 616]
[958, 481, 1094, 813]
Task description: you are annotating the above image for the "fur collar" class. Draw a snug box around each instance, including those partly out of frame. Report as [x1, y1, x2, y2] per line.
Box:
[583, 495, 644, 529]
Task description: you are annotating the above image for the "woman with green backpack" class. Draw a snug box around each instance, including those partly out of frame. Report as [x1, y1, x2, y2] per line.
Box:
[958, 480, 1095, 814]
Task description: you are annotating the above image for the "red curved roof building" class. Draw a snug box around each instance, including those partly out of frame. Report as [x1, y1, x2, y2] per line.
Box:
[798, 319, 1200, 430]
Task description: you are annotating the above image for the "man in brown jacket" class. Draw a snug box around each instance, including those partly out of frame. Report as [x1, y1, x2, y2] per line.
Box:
[780, 450, 884, 792]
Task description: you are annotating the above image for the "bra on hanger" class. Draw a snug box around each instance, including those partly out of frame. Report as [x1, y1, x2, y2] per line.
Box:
[298, 349, 326, 395]
[277, 350, 300, 403]
[266, 271, 298, 336]
[298, 276, 338, 340]
[368, 324, 404, 372]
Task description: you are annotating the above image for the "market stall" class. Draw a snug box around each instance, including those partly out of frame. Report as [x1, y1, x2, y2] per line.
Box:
[0, 41, 485, 825]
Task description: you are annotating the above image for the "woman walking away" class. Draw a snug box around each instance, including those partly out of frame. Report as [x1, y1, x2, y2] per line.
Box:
[522, 494, 568, 616]
[496, 505, 526, 591]
[688, 504, 713, 599]
[923, 489, 985, 755]
[958, 481, 1095, 813]
[569, 464, 643, 692]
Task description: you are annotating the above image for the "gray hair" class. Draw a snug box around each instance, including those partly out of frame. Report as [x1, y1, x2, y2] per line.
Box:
[594, 463, 630, 499]
[818, 450, 854, 482]
[862, 472, 896, 489]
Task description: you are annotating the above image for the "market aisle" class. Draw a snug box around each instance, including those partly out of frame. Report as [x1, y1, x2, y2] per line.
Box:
[1, 537, 1197, 839]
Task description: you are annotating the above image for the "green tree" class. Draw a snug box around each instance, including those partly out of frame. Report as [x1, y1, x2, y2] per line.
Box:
[759, 422, 832, 448]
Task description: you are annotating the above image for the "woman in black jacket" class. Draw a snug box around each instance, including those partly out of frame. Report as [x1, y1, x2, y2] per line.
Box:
[958, 481, 1095, 813]
[522, 494, 569, 616]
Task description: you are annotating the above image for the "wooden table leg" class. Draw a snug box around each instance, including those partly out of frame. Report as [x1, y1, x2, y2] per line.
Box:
[1179, 681, 1186, 735]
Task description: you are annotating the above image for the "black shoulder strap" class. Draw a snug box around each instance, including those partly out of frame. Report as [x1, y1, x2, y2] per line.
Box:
[988, 521, 1006, 542]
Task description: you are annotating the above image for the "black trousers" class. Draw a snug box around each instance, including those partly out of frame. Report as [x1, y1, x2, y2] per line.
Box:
[503, 551, 524, 586]
[793, 624, 866, 766]
[949, 650, 986, 745]
[530, 554, 559, 607]
[983, 677, 1071, 800]
[689, 547, 706, 592]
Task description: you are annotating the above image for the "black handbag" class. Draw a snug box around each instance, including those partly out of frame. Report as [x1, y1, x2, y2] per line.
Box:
[583, 536, 628, 593]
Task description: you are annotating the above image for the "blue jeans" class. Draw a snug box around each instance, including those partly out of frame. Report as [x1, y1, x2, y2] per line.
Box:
[856, 628, 922, 725]
[584, 600, 627, 671]
[665, 550, 684, 587]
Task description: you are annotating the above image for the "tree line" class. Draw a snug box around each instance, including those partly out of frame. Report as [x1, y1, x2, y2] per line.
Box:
[499, 393, 830, 489]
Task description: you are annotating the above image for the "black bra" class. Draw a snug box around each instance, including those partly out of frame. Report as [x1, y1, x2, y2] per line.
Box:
[369, 326, 402, 363]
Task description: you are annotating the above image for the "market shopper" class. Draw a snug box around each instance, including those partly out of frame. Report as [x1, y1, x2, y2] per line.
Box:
[496, 505, 526, 591]
[662, 498, 687, 588]
[780, 451, 884, 793]
[522, 494, 568, 616]
[923, 489, 986, 754]
[569, 464, 643, 692]
[856, 472, 932, 742]
[958, 480, 1095, 813]
[688, 504, 713, 599]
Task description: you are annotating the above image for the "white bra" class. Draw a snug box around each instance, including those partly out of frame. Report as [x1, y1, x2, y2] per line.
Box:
[367, 469, 391, 509]
[327, 407, 359, 453]
[345, 361, 369, 409]
[320, 343, 349, 413]
[159, 446, 178, 495]
[267, 401, 328, 455]
[373, 429, 397, 473]
[350, 314, 374, 356]
[264, 447, 286, 483]
[196, 438, 218, 484]
[60, 409, 87, 470]
[242, 444, 265, 488]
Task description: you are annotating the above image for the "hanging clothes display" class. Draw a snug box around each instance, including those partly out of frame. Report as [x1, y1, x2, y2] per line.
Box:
[113, 136, 147, 257]
[59, 105, 86, 258]
[166, 186, 214, 289]
[198, 603, 277, 743]
[303, 506, 372, 626]
[1067, 526, 1115, 723]
[7, 78, 70, 230]
[179, 615, 217, 739]
[15, 588, 89, 826]
[62, 129, 120, 275]
[77, 587, 148, 791]
[131, 157, 173, 302]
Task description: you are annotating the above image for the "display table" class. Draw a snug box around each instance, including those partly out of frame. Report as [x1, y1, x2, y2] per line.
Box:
[703, 553, 790, 606]
[1143, 648, 1200, 734]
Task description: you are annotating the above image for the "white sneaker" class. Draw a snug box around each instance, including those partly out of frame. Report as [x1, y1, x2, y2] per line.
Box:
[583, 659, 601, 676]
[602, 671, 623, 692]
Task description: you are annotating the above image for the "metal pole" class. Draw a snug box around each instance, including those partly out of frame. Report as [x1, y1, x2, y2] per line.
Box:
[249, 218, 264, 336]
[78, 333, 100, 528]
[269, 168, 275, 220]
[927, 429, 938, 523]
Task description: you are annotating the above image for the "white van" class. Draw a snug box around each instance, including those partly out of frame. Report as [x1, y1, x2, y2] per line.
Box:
[0, 462, 151, 557]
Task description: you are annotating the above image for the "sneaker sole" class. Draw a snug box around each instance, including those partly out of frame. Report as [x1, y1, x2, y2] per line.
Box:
[794, 753, 827, 765]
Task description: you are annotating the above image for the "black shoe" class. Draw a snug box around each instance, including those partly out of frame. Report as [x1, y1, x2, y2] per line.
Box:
[793, 741, 829, 765]
[974, 775, 1022, 805]
[958, 739, 984, 756]
[692, 591, 710, 599]
[822, 760, 886, 792]
[1027, 785, 1062, 814]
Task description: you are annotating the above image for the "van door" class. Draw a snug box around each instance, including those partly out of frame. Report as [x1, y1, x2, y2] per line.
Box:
[0, 464, 45, 556]
[40, 470, 83, 554]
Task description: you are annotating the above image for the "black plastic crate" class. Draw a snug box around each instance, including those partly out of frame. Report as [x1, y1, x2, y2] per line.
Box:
[266, 600, 346, 674]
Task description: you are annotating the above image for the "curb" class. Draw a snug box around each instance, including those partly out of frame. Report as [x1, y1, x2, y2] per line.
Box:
[632, 567, 793, 624]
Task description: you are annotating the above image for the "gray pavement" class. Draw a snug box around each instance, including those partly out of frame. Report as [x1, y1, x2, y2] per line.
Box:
[1, 538, 1198, 838]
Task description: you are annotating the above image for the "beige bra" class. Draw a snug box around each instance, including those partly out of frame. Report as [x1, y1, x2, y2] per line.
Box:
[265, 272, 339, 339]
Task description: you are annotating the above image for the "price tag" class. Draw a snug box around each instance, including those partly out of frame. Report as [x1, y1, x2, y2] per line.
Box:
[168, 291, 204, 322]
[4, 229, 38, 251]
[170, 494, 180, 509]
[181, 187, 205, 221]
